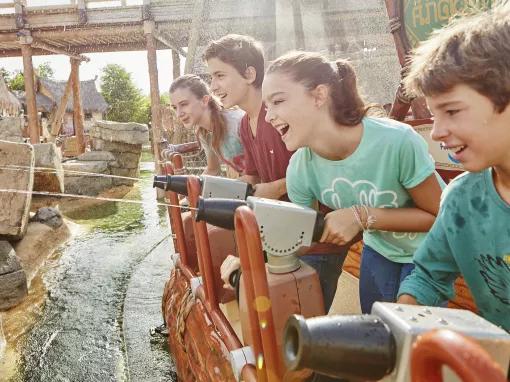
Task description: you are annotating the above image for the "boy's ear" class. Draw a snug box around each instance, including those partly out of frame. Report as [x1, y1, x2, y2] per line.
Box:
[311, 84, 329, 108]
[244, 66, 257, 85]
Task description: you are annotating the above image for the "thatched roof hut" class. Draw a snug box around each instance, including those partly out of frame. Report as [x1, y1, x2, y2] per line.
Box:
[39, 78, 108, 114]
[0, 75, 21, 115]
[16, 77, 108, 114]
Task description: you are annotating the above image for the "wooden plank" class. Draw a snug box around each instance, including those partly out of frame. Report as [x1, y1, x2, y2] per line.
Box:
[172, 49, 181, 80]
[184, 0, 206, 74]
[145, 27, 162, 167]
[71, 58, 85, 154]
[49, 72, 73, 139]
[20, 39, 39, 144]
[31, 39, 90, 61]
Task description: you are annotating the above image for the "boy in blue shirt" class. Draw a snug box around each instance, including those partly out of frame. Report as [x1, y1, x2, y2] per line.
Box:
[398, 5, 510, 332]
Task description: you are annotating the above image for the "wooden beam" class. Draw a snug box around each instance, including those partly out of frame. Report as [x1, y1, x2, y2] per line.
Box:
[153, 29, 187, 58]
[145, 22, 163, 168]
[31, 40, 90, 62]
[184, 0, 207, 74]
[20, 35, 39, 144]
[172, 49, 181, 80]
[77, 0, 87, 24]
[49, 72, 73, 140]
[71, 59, 85, 154]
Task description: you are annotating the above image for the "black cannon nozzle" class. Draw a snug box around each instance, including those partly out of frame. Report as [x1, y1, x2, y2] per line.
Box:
[152, 175, 190, 196]
[195, 198, 248, 230]
[283, 314, 396, 381]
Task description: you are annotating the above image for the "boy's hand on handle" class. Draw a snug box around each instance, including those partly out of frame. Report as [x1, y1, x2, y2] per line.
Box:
[397, 294, 420, 305]
[320, 208, 361, 246]
[220, 255, 240, 290]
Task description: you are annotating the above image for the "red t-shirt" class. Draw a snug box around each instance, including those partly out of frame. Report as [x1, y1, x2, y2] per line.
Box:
[239, 105, 294, 183]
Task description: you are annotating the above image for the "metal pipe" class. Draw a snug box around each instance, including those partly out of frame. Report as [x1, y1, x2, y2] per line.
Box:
[411, 329, 507, 382]
[163, 162, 189, 268]
[235, 206, 282, 381]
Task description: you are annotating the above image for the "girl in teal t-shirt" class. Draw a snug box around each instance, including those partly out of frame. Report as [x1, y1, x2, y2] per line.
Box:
[170, 74, 245, 175]
[262, 51, 444, 313]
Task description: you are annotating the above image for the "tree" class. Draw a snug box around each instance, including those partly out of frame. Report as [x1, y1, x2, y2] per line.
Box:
[5, 62, 55, 91]
[37, 62, 55, 79]
[100, 64, 145, 123]
[0, 67, 11, 83]
[9, 71, 25, 91]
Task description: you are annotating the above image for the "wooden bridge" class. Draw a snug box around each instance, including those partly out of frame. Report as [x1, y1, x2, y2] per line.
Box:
[0, 0, 398, 161]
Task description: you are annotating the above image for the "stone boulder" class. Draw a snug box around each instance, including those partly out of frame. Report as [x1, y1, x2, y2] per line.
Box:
[63, 160, 112, 196]
[29, 207, 63, 229]
[33, 143, 64, 193]
[0, 117, 23, 143]
[0, 140, 34, 240]
[90, 120, 149, 146]
[77, 150, 116, 162]
[0, 241, 28, 310]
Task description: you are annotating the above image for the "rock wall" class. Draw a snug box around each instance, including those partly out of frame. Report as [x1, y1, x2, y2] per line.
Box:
[0, 140, 34, 240]
[33, 143, 65, 193]
[0, 241, 27, 310]
[0, 117, 23, 143]
[63, 121, 149, 196]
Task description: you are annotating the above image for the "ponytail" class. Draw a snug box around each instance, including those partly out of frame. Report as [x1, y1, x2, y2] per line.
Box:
[267, 51, 371, 126]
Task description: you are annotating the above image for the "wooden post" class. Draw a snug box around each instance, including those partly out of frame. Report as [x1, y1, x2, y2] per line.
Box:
[144, 21, 162, 167]
[19, 35, 39, 144]
[291, 0, 305, 50]
[70, 58, 85, 154]
[49, 72, 74, 140]
[172, 49, 181, 80]
[184, 0, 206, 74]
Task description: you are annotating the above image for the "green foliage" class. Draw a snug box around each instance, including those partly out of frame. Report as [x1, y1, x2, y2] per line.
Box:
[0, 67, 11, 83]
[100, 64, 145, 123]
[2, 62, 55, 91]
[9, 71, 25, 91]
[37, 62, 54, 79]
[132, 95, 151, 125]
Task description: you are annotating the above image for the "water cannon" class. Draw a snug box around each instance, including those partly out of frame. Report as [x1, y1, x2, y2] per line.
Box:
[153, 174, 254, 199]
[283, 302, 510, 381]
[196, 196, 325, 273]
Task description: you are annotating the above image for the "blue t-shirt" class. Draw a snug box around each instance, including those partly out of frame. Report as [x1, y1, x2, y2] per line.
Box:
[399, 169, 510, 331]
[286, 117, 440, 263]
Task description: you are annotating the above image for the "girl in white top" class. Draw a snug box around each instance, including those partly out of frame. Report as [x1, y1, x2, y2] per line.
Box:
[170, 74, 245, 175]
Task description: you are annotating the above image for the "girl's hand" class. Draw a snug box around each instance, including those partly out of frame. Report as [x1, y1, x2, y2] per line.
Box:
[220, 255, 241, 290]
[320, 208, 361, 245]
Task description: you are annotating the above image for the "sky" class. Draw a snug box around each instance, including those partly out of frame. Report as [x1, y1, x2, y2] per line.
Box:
[0, 0, 182, 96]
[0, 50, 184, 96]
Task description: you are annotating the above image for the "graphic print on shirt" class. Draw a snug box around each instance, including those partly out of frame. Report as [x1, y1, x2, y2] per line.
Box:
[320, 177, 417, 240]
[476, 254, 510, 305]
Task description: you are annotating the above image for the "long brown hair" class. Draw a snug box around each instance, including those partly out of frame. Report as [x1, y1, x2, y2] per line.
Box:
[266, 51, 371, 126]
[170, 74, 226, 156]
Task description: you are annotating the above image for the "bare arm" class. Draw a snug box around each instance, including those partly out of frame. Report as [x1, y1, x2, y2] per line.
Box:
[238, 174, 260, 185]
[321, 174, 442, 245]
[253, 178, 287, 199]
[368, 174, 442, 232]
[397, 294, 420, 305]
[202, 152, 222, 176]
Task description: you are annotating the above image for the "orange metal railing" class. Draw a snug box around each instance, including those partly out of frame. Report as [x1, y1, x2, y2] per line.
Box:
[234, 206, 283, 382]
[411, 329, 506, 382]
[162, 151, 257, 381]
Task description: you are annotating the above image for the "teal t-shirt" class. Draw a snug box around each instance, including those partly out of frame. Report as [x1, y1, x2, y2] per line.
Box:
[286, 117, 438, 263]
[399, 169, 510, 331]
[199, 109, 245, 172]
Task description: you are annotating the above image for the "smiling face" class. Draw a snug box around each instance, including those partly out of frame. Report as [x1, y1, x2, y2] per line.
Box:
[428, 84, 510, 172]
[262, 71, 323, 151]
[207, 57, 252, 109]
[169, 87, 208, 128]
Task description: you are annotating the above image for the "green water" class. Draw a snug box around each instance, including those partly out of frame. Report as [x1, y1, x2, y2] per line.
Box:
[9, 161, 175, 382]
